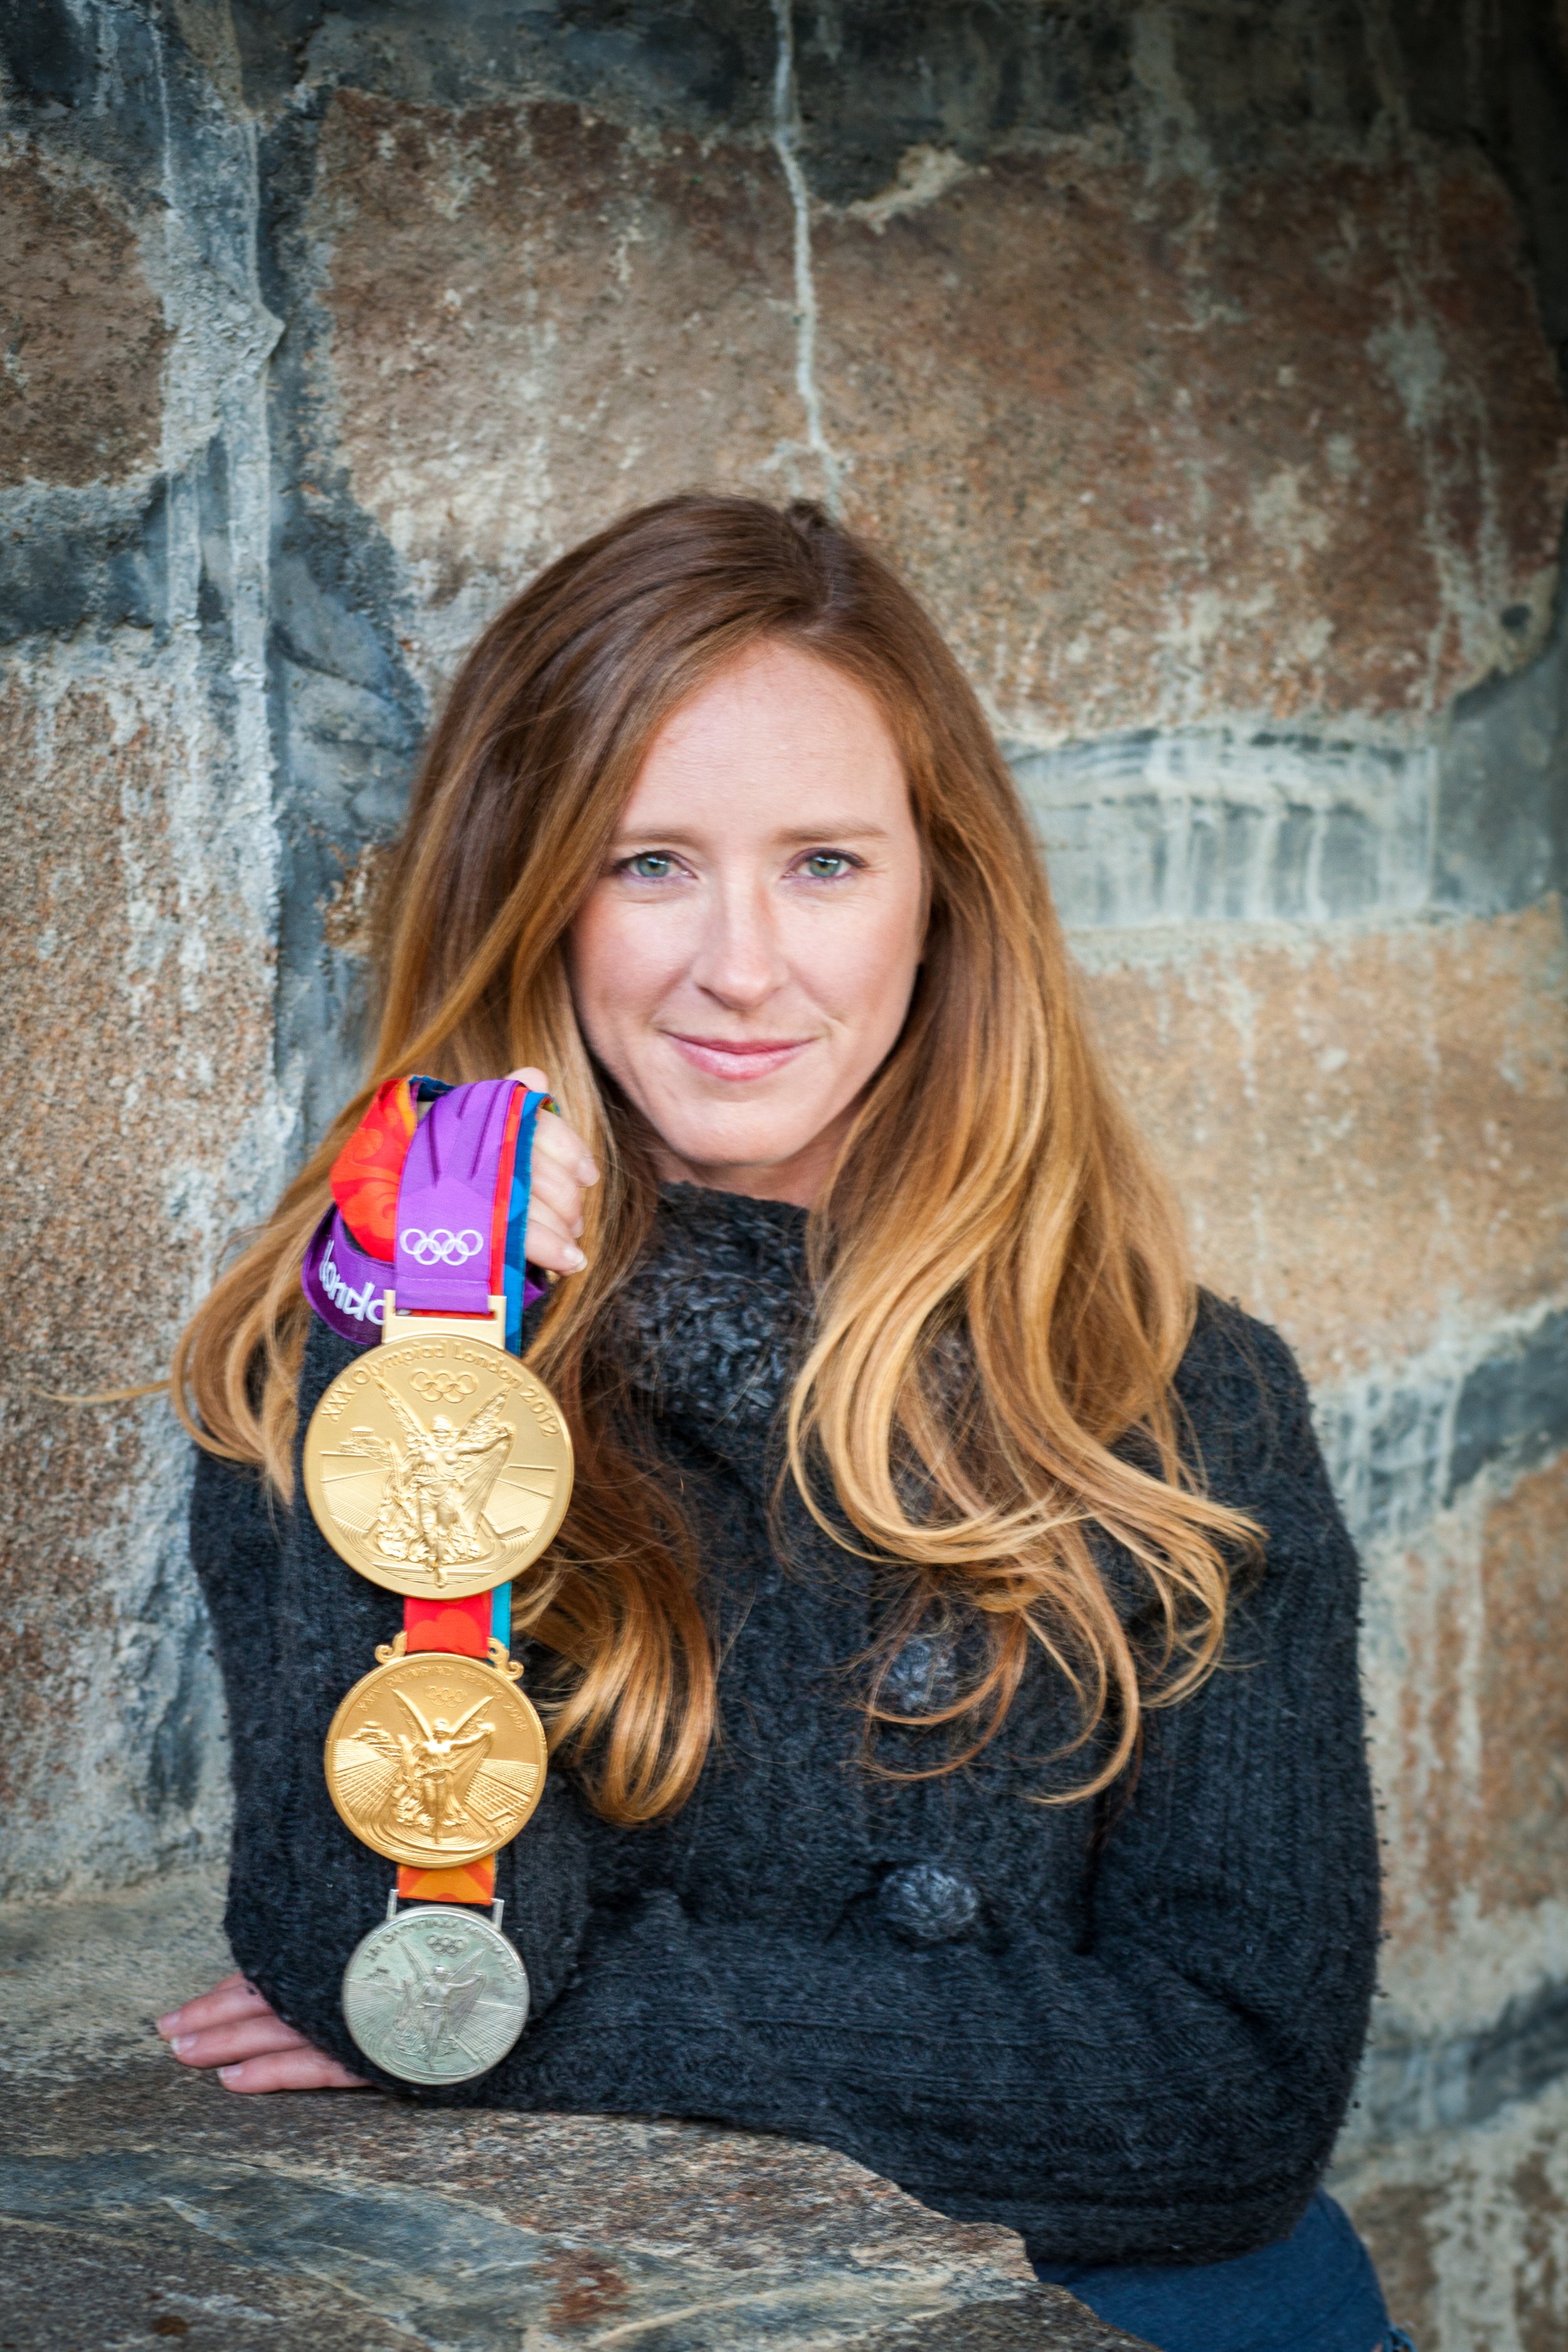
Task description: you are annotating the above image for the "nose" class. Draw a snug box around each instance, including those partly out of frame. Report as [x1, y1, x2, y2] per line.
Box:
[687, 870, 789, 1012]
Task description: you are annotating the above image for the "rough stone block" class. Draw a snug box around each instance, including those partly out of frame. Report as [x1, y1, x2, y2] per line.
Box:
[310, 95, 1567, 742]
[312, 91, 801, 676]
[1081, 901, 1568, 1382]
[0, 148, 168, 489]
[1335, 2065, 1568, 2352]
[813, 151, 1568, 737]
[0, 658, 282, 1896]
[1369, 1454, 1568, 1991]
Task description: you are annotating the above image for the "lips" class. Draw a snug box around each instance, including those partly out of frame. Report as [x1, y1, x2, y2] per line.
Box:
[664, 1032, 814, 1082]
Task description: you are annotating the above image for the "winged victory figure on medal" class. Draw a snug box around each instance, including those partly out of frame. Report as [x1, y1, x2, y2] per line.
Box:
[396, 1946, 487, 2070]
[331, 1683, 541, 1857]
[340, 1381, 514, 1579]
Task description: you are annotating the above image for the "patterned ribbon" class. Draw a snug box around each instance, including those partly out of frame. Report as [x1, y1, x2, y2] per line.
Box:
[303, 1078, 551, 1348]
[304, 1076, 558, 1908]
[393, 1078, 516, 1314]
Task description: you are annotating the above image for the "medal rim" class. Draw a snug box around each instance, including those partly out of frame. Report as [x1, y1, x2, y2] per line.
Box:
[342, 1902, 530, 2085]
[324, 1651, 549, 1869]
[302, 1332, 575, 1600]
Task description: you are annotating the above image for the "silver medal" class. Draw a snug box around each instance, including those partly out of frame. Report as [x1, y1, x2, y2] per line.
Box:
[342, 1900, 529, 2085]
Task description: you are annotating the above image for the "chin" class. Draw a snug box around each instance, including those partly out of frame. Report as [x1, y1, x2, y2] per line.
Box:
[657, 1101, 829, 1178]
[675, 1134, 819, 1179]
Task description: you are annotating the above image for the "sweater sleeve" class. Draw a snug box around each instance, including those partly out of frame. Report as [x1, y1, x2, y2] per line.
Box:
[497, 1314, 1380, 2268]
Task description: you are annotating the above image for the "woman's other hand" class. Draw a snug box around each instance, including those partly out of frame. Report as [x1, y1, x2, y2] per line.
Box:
[156, 1973, 368, 2094]
[508, 1066, 599, 1276]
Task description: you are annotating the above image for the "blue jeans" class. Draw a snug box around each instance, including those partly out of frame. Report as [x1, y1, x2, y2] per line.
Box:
[1031, 2191, 1406, 2352]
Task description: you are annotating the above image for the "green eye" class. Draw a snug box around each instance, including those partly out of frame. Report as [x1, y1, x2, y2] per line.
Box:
[627, 852, 674, 879]
[802, 852, 850, 878]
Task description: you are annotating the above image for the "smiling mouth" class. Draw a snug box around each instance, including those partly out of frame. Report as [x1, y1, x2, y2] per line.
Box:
[665, 1033, 815, 1081]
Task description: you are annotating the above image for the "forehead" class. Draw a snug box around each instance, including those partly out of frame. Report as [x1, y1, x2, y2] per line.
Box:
[620, 642, 907, 832]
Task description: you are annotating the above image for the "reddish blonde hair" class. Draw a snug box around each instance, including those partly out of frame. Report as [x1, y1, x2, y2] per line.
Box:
[176, 494, 1254, 1823]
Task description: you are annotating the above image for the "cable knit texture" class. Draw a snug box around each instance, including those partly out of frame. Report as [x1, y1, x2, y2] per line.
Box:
[191, 1183, 1380, 2269]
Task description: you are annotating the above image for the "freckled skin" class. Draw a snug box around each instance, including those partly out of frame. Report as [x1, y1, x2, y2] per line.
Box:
[568, 639, 928, 1207]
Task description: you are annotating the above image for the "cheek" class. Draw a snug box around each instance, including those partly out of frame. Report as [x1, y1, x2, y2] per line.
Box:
[805, 889, 924, 1036]
[568, 894, 679, 1045]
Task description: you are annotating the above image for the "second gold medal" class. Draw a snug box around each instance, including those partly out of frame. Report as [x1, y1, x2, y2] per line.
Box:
[325, 1644, 548, 1871]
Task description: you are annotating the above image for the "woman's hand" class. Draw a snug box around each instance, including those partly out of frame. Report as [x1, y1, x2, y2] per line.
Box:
[508, 1066, 600, 1276]
[157, 1973, 368, 2094]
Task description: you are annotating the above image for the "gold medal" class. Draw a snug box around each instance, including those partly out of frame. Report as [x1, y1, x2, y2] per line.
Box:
[302, 1316, 573, 1600]
[324, 1643, 548, 1870]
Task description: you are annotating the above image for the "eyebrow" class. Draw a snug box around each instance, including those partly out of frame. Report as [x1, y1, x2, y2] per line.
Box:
[609, 822, 893, 847]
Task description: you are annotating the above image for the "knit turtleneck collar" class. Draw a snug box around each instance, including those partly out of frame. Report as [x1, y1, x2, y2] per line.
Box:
[610, 1182, 811, 1462]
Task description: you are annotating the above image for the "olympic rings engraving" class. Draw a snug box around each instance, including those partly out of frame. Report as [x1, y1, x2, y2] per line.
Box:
[399, 1227, 485, 1266]
[410, 1369, 478, 1403]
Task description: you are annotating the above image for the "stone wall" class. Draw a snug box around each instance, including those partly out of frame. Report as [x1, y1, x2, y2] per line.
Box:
[3, 6, 1565, 2343]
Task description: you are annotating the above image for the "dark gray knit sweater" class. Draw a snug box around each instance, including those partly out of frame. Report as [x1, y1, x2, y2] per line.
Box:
[190, 1184, 1379, 2270]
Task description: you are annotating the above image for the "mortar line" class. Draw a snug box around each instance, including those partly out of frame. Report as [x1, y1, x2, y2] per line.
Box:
[770, 0, 843, 509]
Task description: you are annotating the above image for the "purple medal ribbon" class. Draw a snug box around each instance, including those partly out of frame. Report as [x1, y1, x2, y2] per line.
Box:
[303, 1079, 550, 1348]
[393, 1078, 516, 1314]
[302, 1214, 389, 1343]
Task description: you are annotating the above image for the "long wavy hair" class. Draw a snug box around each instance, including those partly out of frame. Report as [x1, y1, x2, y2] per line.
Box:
[176, 492, 1256, 1825]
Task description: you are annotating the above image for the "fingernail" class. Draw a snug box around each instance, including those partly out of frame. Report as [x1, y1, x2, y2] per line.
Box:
[173, 2035, 198, 2057]
[579, 1160, 600, 1184]
[565, 1246, 586, 1271]
[156, 2011, 181, 2035]
[218, 2065, 243, 2085]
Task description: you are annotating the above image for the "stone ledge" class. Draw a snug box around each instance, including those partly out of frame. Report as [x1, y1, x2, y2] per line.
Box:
[0, 1874, 1146, 2351]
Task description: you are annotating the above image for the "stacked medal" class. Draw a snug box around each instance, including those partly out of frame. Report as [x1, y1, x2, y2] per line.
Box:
[297, 1078, 573, 2087]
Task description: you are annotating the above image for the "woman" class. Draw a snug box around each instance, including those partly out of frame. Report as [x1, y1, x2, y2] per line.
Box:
[161, 495, 1395, 2352]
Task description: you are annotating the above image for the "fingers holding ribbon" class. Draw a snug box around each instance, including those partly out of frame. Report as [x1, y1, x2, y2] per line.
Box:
[506, 1065, 599, 1278]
